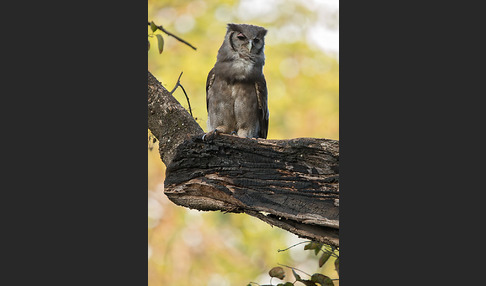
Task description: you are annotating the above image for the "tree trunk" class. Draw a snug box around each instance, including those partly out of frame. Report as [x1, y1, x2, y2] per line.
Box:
[148, 71, 339, 247]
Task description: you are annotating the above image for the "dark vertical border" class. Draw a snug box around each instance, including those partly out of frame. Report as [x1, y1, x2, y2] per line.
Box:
[340, 0, 425, 284]
[3, 1, 147, 284]
[340, 0, 484, 284]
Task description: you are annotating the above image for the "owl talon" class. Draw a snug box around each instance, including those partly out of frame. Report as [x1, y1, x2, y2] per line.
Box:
[202, 129, 221, 142]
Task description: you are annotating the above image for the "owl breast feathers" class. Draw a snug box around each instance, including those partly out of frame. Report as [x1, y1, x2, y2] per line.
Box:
[206, 23, 269, 139]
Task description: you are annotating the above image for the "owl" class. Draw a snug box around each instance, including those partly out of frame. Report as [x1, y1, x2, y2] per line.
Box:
[205, 23, 269, 139]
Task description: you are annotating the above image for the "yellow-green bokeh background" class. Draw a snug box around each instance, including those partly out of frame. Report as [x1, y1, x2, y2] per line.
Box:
[149, 0, 339, 285]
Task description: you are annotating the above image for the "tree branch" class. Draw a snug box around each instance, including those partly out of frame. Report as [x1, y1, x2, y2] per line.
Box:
[170, 72, 193, 117]
[148, 71, 339, 246]
[148, 22, 197, 51]
[147, 71, 203, 165]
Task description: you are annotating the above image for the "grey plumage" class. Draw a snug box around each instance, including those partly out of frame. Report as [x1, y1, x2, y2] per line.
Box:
[206, 23, 269, 139]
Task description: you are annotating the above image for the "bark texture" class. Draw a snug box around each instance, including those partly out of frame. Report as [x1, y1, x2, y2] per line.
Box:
[165, 134, 339, 246]
[147, 71, 339, 246]
[148, 71, 203, 165]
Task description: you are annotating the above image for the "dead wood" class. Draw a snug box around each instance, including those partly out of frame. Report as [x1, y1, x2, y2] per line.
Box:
[148, 71, 339, 246]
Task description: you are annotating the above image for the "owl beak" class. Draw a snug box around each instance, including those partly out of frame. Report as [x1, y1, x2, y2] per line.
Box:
[247, 40, 252, 51]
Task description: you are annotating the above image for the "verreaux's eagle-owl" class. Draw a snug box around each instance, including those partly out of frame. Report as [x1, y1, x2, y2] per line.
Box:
[206, 23, 269, 139]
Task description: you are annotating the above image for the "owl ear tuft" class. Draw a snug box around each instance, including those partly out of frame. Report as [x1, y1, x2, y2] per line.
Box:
[258, 28, 268, 38]
[227, 23, 241, 32]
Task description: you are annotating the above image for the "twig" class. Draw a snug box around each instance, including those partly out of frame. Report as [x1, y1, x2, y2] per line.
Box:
[170, 72, 193, 117]
[277, 263, 312, 277]
[277, 241, 310, 252]
[179, 84, 192, 117]
[148, 22, 197, 50]
[170, 72, 184, 93]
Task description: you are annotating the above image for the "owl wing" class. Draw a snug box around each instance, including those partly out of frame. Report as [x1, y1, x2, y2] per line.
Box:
[206, 68, 216, 112]
[255, 76, 269, 139]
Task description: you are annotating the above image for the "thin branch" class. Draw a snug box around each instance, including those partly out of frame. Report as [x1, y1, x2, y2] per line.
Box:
[148, 22, 197, 50]
[277, 241, 310, 252]
[179, 84, 192, 117]
[170, 72, 193, 117]
[277, 263, 312, 277]
[170, 72, 184, 93]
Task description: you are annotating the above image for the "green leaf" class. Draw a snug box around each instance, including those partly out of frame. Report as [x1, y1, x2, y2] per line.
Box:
[311, 274, 325, 283]
[314, 243, 323, 256]
[304, 241, 322, 254]
[269, 267, 285, 280]
[322, 278, 334, 286]
[292, 269, 302, 281]
[300, 280, 317, 286]
[311, 274, 334, 286]
[150, 21, 158, 32]
[283, 283, 294, 286]
[334, 258, 339, 276]
[156, 34, 164, 54]
[319, 252, 331, 267]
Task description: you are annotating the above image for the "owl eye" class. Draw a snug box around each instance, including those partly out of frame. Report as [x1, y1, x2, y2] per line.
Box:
[236, 33, 246, 40]
[253, 38, 260, 44]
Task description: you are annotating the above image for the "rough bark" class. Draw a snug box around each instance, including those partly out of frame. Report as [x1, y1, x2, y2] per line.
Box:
[148, 71, 203, 165]
[165, 134, 339, 246]
[147, 71, 339, 246]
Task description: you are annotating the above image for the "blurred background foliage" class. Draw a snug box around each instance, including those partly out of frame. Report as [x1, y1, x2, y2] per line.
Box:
[148, 0, 339, 285]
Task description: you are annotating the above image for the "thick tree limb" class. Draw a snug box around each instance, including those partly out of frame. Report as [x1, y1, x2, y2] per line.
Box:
[148, 71, 203, 164]
[148, 71, 339, 246]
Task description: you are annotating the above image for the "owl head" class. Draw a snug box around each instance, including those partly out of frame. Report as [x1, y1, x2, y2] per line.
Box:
[217, 23, 267, 64]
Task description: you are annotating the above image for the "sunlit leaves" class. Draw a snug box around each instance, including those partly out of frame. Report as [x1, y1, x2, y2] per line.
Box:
[269, 267, 286, 280]
[262, 242, 338, 286]
[156, 34, 164, 54]
[304, 241, 323, 256]
[276, 283, 294, 286]
[334, 258, 339, 276]
[265, 264, 336, 286]
[303, 242, 338, 269]
[150, 21, 158, 32]
[299, 281, 318, 286]
[318, 251, 331, 267]
[148, 20, 164, 54]
[291, 268, 301, 282]
[290, 269, 319, 286]
[311, 274, 334, 286]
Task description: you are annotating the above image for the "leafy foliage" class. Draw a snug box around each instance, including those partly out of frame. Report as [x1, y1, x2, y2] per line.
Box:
[269, 267, 286, 280]
[251, 241, 339, 286]
[148, 21, 165, 54]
